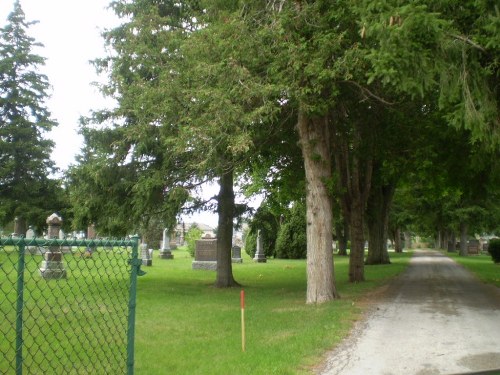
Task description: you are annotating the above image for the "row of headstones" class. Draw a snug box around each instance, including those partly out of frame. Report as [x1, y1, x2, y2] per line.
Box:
[447, 239, 489, 254]
[191, 230, 267, 271]
[142, 230, 267, 270]
[139, 229, 176, 266]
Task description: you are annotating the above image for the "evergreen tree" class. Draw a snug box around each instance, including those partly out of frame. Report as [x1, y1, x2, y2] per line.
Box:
[0, 1, 59, 232]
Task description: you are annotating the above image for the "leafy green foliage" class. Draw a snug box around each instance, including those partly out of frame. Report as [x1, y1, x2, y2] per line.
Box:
[185, 224, 203, 258]
[244, 230, 257, 258]
[275, 201, 307, 259]
[487, 238, 500, 263]
[244, 200, 281, 258]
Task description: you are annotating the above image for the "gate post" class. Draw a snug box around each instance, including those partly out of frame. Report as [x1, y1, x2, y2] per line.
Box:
[127, 235, 140, 375]
[15, 239, 26, 375]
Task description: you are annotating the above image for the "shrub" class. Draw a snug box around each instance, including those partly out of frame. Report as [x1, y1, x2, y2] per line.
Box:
[245, 230, 257, 258]
[244, 201, 281, 258]
[275, 202, 307, 259]
[487, 238, 500, 263]
[185, 225, 203, 257]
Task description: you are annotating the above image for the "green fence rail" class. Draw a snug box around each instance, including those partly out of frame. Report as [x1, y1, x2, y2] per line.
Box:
[0, 236, 140, 375]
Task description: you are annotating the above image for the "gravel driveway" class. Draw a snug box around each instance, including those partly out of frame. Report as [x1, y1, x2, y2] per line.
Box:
[316, 250, 500, 375]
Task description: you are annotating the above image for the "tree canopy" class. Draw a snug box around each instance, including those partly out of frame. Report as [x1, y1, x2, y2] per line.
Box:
[0, 1, 64, 233]
[65, 0, 499, 303]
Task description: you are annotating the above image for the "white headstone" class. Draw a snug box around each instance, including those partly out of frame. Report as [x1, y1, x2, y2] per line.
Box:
[253, 230, 267, 263]
[26, 227, 35, 239]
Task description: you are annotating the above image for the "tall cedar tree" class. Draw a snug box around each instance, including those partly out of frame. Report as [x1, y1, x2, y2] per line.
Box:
[0, 1, 60, 233]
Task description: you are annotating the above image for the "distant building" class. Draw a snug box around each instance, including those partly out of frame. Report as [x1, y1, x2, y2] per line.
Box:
[176, 222, 216, 241]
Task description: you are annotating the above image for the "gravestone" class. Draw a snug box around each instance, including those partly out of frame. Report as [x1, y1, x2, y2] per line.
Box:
[192, 239, 217, 270]
[253, 230, 267, 263]
[87, 224, 96, 239]
[232, 245, 243, 263]
[468, 239, 480, 255]
[159, 228, 174, 259]
[25, 226, 41, 255]
[86, 224, 97, 253]
[13, 216, 26, 237]
[140, 243, 153, 266]
[39, 213, 67, 279]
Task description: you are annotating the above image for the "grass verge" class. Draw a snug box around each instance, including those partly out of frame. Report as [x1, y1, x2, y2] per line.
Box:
[134, 250, 412, 375]
[445, 251, 500, 288]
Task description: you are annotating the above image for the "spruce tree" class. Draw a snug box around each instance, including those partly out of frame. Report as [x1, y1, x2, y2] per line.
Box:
[0, 1, 59, 233]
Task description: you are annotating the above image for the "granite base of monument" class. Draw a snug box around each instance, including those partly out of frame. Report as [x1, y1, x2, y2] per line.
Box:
[192, 260, 217, 270]
[159, 250, 174, 259]
[39, 253, 67, 279]
[253, 255, 267, 263]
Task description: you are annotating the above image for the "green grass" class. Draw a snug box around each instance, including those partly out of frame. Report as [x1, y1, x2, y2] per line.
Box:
[0, 245, 131, 374]
[1, 245, 411, 374]
[133, 250, 412, 375]
[445, 251, 500, 288]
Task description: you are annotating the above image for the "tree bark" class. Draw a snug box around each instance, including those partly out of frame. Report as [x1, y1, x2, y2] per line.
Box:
[366, 183, 394, 265]
[448, 231, 456, 252]
[215, 168, 239, 287]
[349, 201, 366, 282]
[404, 232, 412, 250]
[332, 121, 373, 283]
[394, 227, 403, 253]
[459, 222, 468, 257]
[336, 220, 348, 256]
[297, 110, 339, 303]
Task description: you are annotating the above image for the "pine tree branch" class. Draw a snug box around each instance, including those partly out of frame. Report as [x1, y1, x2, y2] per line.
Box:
[450, 34, 487, 53]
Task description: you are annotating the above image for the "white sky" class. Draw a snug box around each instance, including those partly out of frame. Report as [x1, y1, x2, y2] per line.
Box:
[0, 1, 260, 228]
[0, 0, 118, 171]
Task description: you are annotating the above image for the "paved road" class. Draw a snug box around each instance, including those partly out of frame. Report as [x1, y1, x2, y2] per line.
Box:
[317, 250, 500, 375]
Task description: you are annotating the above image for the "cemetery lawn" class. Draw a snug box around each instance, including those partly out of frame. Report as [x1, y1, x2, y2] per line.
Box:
[134, 249, 412, 375]
[445, 252, 500, 288]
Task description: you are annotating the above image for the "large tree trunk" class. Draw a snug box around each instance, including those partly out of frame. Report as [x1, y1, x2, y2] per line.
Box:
[297, 110, 339, 303]
[336, 220, 348, 256]
[448, 231, 456, 252]
[459, 222, 468, 257]
[394, 227, 403, 253]
[333, 121, 373, 283]
[365, 183, 394, 265]
[349, 201, 366, 282]
[404, 232, 412, 250]
[215, 169, 239, 287]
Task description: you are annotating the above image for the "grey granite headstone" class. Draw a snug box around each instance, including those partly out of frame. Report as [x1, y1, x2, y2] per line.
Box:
[232, 245, 243, 263]
[141, 244, 153, 266]
[192, 239, 217, 270]
[159, 229, 174, 259]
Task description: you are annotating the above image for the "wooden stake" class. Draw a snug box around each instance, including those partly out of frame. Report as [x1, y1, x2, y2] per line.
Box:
[241, 289, 245, 352]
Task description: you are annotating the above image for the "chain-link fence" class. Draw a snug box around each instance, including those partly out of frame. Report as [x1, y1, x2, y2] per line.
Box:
[0, 236, 140, 375]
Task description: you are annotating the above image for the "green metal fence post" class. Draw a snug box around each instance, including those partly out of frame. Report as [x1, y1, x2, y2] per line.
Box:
[15, 239, 26, 375]
[127, 236, 140, 375]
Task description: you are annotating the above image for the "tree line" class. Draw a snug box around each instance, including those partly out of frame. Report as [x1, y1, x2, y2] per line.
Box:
[1, 0, 498, 303]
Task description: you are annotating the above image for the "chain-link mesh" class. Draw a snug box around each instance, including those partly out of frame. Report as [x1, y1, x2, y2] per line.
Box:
[0, 237, 139, 375]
